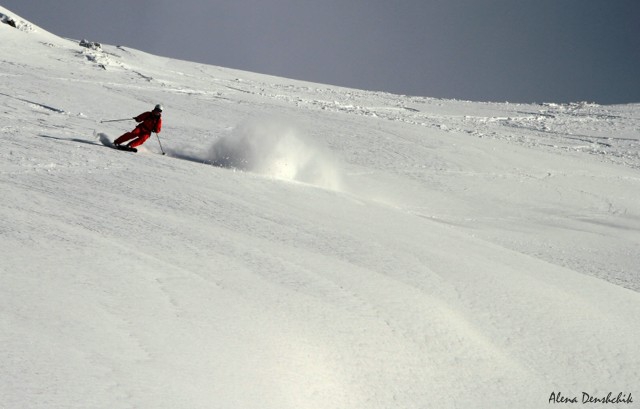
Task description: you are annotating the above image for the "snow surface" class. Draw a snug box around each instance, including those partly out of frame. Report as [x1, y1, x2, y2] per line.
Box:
[1, 5, 639, 408]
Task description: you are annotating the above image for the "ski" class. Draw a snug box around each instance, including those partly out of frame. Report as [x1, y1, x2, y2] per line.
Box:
[114, 144, 137, 153]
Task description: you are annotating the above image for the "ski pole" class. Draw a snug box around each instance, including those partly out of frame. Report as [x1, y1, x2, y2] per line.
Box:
[154, 132, 166, 155]
[100, 118, 132, 123]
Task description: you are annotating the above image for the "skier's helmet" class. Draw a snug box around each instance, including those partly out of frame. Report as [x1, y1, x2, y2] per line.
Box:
[154, 104, 163, 112]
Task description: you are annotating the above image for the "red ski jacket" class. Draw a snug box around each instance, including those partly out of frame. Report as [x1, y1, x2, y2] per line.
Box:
[134, 111, 162, 133]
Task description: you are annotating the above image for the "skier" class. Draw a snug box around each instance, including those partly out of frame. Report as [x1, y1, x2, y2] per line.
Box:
[114, 104, 163, 149]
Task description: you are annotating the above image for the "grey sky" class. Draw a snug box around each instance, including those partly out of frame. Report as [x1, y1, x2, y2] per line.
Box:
[3, 0, 639, 104]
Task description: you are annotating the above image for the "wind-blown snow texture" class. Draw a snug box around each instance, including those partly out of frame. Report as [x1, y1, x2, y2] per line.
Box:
[1, 6, 639, 409]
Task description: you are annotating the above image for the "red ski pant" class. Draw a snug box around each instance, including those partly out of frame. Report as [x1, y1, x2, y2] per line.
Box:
[114, 127, 151, 148]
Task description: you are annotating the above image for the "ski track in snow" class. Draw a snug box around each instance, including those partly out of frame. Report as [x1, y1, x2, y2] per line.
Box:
[1, 6, 640, 409]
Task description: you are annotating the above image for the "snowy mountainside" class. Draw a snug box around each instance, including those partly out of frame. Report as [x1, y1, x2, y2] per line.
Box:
[1, 5, 640, 409]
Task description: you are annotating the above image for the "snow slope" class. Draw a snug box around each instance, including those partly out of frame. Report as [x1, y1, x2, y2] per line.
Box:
[1, 6, 639, 408]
